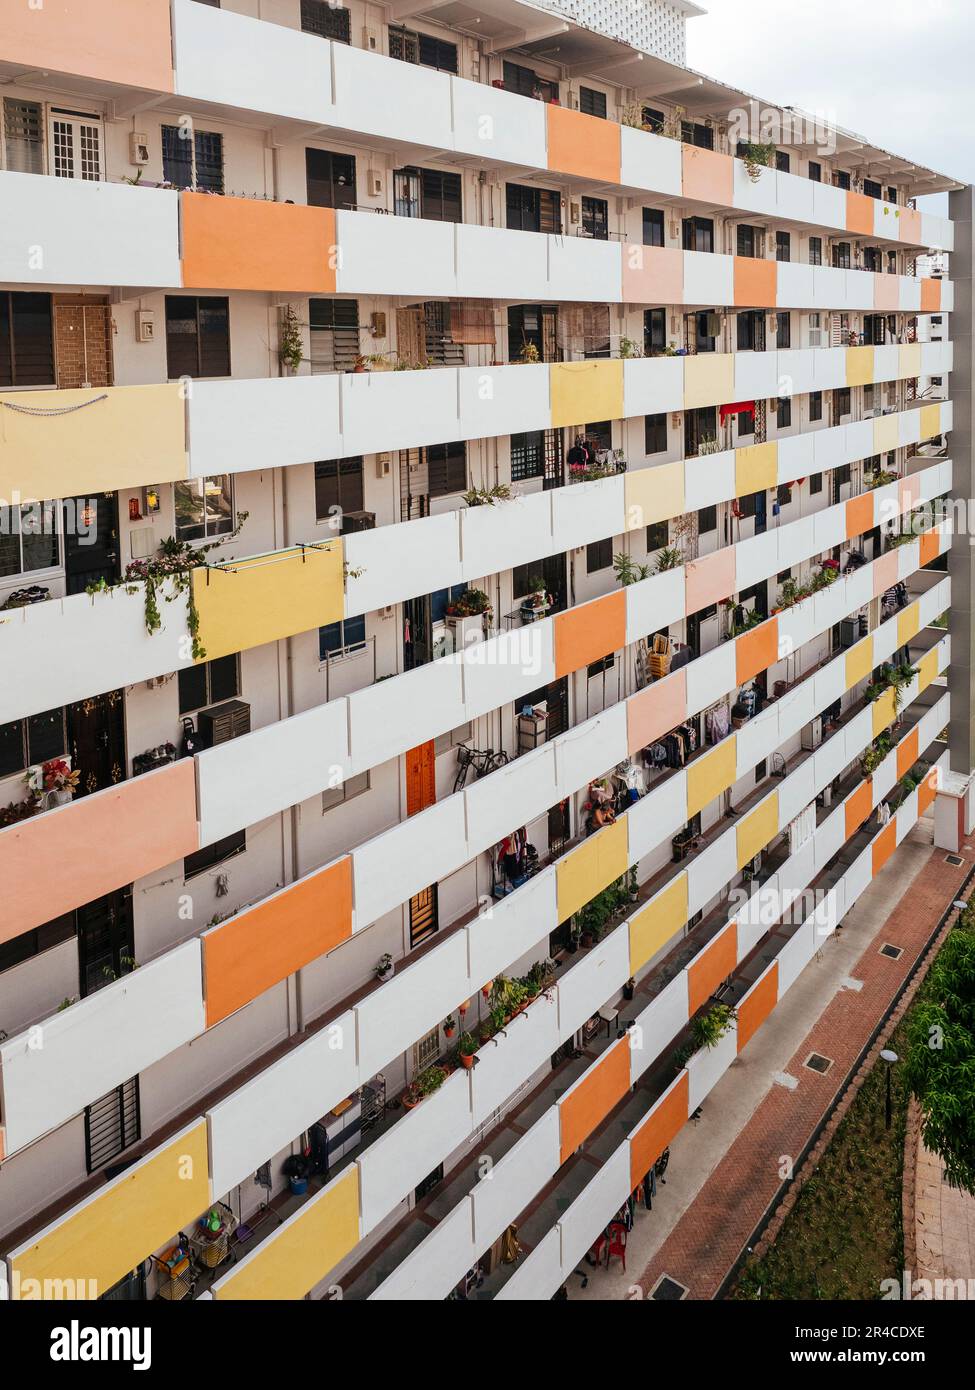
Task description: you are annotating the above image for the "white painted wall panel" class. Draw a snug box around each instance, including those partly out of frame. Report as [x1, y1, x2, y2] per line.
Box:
[776, 171, 815, 223]
[495, 1226, 562, 1301]
[471, 1108, 561, 1249]
[844, 845, 873, 908]
[558, 1143, 630, 1275]
[340, 368, 459, 457]
[683, 250, 733, 306]
[813, 806, 845, 869]
[451, 80, 546, 164]
[370, 1199, 476, 1301]
[352, 796, 468, 929]
[348, 656, 465, 770]
[557, 931, 629, 1040]
[686, 833, 737, 916]
[627, 771, 686, 861]
[554, 706, 628, 800]
[356, 932, 469, 1080]
[685, 450, 734, 510]
[736, 530, 779, 591]
[548, 237, 622, 304]
[776, 261, 815, 309]
[471, 991, 559, 1127]
[466, 745, 558, 850]
[733, 350, 780, 400]
[777, 433, 815, 484]
[630, 976, 687, 1082]
[457, 224, 550, 302]
[459, 487, 552, 581]
[551, 476, 625, 554]
[344, 512, 463, 615]
[332, 40, 453, 149]
[686, 1023, 737, 1111]
[625, 567, 685, 641]
[623, 356, 684, 416]
[778, 759, 816, 828]
[467, 869, 556, 988]
[189, 376, 341, 477]
[812, 182, 847, 231]
[461, 625, 555, 721]
[685, 642, 735, 714]
[776, 918, 819, 995]
[620, 126, 683, 197]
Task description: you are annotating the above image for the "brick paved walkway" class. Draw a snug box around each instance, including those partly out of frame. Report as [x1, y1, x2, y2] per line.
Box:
[914, 1138, 975, 1288]
[635, 830, 975, 1300]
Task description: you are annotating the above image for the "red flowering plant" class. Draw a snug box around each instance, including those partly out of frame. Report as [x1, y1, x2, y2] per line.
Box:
[42, 759, 80, 794]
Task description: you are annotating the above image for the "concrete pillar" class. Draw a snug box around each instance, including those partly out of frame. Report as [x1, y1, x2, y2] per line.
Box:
[947, 186, 975, 774]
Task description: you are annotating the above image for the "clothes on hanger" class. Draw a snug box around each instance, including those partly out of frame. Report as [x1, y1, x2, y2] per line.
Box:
[705, 703, 731, 744]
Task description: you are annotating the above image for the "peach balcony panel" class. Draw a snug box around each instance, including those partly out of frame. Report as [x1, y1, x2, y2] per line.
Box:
[621, 244, 684, 304]
[681, 144, 734, 207]
[733, 256, 777, 308]
[898, 207, 923, 244]
[0, 0, 175, 93]
[558, 1035, 630, 1162]
[626, 669, 687, 754]
[919, 279, 942, 313]
[546, 104, 621, 184]
[685, 546, 735, 616]
[846, 191, 876, 237]
[181, 194, 337, 294]
[874, 274, 900, 312]
[687, 921, 738, 1015]
[554, 590, 626, 680]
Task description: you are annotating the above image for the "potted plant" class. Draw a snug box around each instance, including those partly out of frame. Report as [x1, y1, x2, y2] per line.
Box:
[374, 952, 394, 981]
[278, 303, 303, 375]
[458, 1031, 477, 1069]
[623, 977, 636, 1002]
[517, 340, 540, 364]
[458, 998, 470, 1017]
[282, 1152, 312, 1196]
[443, 1014, 456, 1039]
[41, 758, 80, 807]
[481, 979, 493, 999]
[352, 354, 368, 373]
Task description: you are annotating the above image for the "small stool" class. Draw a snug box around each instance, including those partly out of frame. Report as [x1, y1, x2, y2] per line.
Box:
[598, 1005, 619, 1039]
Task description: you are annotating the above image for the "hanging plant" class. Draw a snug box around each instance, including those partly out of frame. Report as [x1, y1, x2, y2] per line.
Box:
[278, 304, 304, 374]
[739, 141, 776, 183]
[463, 483, 513, 507]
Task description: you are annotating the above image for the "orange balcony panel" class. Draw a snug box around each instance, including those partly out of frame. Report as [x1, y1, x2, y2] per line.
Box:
[629, 1072, 689, 1189]
[846, 191, 875, 237]
[898, 474, 922, 515]
[896, 729, 920, 782]
[872, 822, 897, 876]
[737, 962, 779, 1054]
[203, 857, 353, 1027]
[546, 105, 621, 183]
[845, 490, 874, 541]
[845, 778, 873, 839]
[558, 1034, 630, 1163]
[871, 549, 900, 600]
[874, 274, 900, 312]
[733, 256, 777, 308]
[898, 207, 923, 244]
[182, 194, 336, 294]
[686, 546, 735, 615]
[0, 0, 174, 92]
[920, 279, 942, 314]
[554, 590, 626, 680]
[918, 767, 940, 816]
[626, 669, 687, 754]
[736, 616, 778, 686]
[0, 761, 198, 947]
[622, 244, 683, 304]
[687, 921, 737, 1016]
[919, 527, 940, 567]
[682, 144, 734, 206]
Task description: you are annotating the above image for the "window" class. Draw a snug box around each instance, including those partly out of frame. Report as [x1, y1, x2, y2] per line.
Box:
[809, 236, 823, 266]
[174, 475, 233, 542]
[178, 655, 239, 715]
[165, 295, 230, 378]
[510, 431, 546, 482]
[776, 313, 791, 349]
[776, 230, 791, 263]
[587, 654, 614, 678]
[776, 397, 792, 429]
[809, 391, 823, 422]
[300, 0, 350, 41]
[0, 708, 67, 778]
[737, 407, 755, 437]
[0, 913, 75, 976]
[645, 412, 667, 454]
[502, 61, 557, 102]
[641, 107, 665, 133]
[389, 26, 457, 73]
[185, 830, 246, 879]
[647, 519, 669, 551]
[314, 457, 364, 525]
[863, 178, 882, 200]
[434, 721, 472, 757]
[319, 614, 366, 660]
[682, 217, 714, 253]
[698, 505, 717, 534]
[321, 769, 370, 812]
[586, 538, 612, 573]
[579, 87, 607, 119]
[309, 298, 359, 373]
[3, 98, 43, 174]
[581, 195, 608, 240]
[586, 420, 613, 452]
[775, 150, 790, 172]
[810, 471, 823, 495]
[306, 147, 356, 209]
[393, 166, 462, 222]
[642, 208, 664, 247]
[426, 441, 466, 498]
[863, 246, 881, 273]
[833, 170, 851, 190]
[737, 224, 759, 258]
[0, 290, 54, 386]
[506, 182, 561, 234]
[161, 125, 224, 192]
[681, 121, 713, 149]
[737, 311, 762, 352]
[0, 500, 59, 576]
[644, 307, 666, 356]
[808, 160, 822, 182]
[832, 241, 852, 270]
[834, 387, 851, 420]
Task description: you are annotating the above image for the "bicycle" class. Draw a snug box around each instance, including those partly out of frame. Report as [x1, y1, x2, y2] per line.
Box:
[453, 744, 510, 792]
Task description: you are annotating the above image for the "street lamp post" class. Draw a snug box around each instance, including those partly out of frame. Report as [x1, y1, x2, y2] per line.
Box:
[881, 1049, 899, 1130]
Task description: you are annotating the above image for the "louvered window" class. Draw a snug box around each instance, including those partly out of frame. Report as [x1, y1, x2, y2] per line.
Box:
[0, 291, 54, 386]
[3, 98, 43, 174]
[300, 0, 351, 42]
[309, 297, 359, 373]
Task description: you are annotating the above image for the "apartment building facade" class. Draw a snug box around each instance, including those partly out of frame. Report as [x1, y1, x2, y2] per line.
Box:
[0, 0, 968, 1301]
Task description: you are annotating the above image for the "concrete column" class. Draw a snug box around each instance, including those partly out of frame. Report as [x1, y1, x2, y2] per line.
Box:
[948, 187, 975, 774]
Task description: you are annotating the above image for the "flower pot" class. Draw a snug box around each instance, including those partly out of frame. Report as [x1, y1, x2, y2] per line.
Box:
[482, 981, 493, 999]
[402, 1092, 420, 1110]
[52, 789, 74, 806]
[460, 1052, 475, 1070]
[580, 931, 594, 949]
[444, 1027, 456, 1039]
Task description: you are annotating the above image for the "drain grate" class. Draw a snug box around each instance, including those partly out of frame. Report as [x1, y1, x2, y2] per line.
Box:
[945, 854, 964, 866]
[879, 942, 903, 960]
[804, 1052, 834, 1075]
[650, 1274, 688, 1301]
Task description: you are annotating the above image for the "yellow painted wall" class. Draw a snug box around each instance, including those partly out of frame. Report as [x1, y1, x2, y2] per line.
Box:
[919, 403, 942, 442]
[683, 353, 734, 410]
[686, 736, 737, 819]
[736, 793, 778, 871]
[212, 1167, 359, 1300]
[846, 346, 875, 388]
[735, 442, 777, 497]
[556, 818, 628, 923]
[550, 361, 623, 429]
[624, 461, 684, 530]
[897, 602, 920, 649]
[629, 873, 687, 974]
[898, 343, 922, 381]
[917, 647, 939, 693]
[8, 1121, 209, 1299]
[872, 687, 898, 737]
[0, 384, 185, 501]
[845, 639, 874, 690]
[192, 541, 344, 663]
[873, 413, 900, 455]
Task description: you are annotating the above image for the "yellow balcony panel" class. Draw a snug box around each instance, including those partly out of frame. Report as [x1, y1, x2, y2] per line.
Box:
[917, 647, 939, 693]
[736, 793, 778, 871]
[0, 384, 186, 502]
[735, 441, 777, 497]
[624, 461, 685, 531]
[8, 1121, 209, 1300]
[897, 602, 920, 649]
[872, 687, 898, 737]
[898, 343, 922, 381]
[686, 736, 737, 820]
[683, 353, 734, 411]
[191, 541, 344, 663]
[550, 360, 623, 430]
[556, 817, 628, 923]
[873, 413, 900, 455]
[212, 1167, 359, 1301]
[846, 346, 875, 388]
[919, 403, 942, 443]
[845, 639, 874, 691]
[629, 873, 687, 975]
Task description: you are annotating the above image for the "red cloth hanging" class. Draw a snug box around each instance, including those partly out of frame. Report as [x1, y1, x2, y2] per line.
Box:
[719, 400, 755, 422]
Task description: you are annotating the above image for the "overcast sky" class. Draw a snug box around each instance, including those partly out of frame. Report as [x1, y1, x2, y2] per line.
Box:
[685, 0, 971, 213]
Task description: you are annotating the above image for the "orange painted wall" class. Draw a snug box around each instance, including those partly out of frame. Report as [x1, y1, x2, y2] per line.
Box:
[0, 762, 198, 946]
[898, 207, 923, 244]
[736, 963, 778, 1053]
[687, 921, 737, 1015]
[554, 590, 626, 680]
[871, 549, 899, 599]
[559, 1035, 630, 1163]
[918, 768, 939, 816]
[872, 822, 897, 876]
[626, 670, 686, 754]
[919, 527, 940, 567]
[629, 1072, 689, 1189]
[733, 257, 777, 308]
[919, 279, 942, 313]
[846, 191, 875, 236]
[845, 491, 874, 541]
[546, 105, 621, 183]
[682, 145, 733, 206]
[736, 617, 778, 686]
[182, 194, 336, 293]
[0, 0, 174, 92]
[845, 778, 873, 839]
[896, 729, 920, 781]
[621, 244, 683, 304]
[202, 857, 353, 1026]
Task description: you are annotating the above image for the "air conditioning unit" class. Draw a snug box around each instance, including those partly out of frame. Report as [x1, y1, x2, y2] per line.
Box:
[341, 510, 376, 534]
[129, 132, 150, 166]
[801, 715, 823, 751]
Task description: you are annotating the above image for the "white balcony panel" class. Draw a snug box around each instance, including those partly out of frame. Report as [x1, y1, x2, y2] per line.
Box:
[813, 346, 847, 390]
[921, 213, 952, 251]
[733, 161, 777, 216]
[844, 418, 874, 465]
[332, 41, 453, 150]
[456, 224, 549, 302]
[813, 727, 847, 790]
[471, 991, 559, 1127]
[776, 917, 819, 995]
[358, 1070, 472, 1236]
[625, 567, 685, 643]
[777, 600, 816, 659]
[813, 502, 846, 554]
[777, 513, 814, 569]
[812, 267, 848, 312]
[335, 211, 456, 297]
[844, 565, 873, 615]
[686, 833, 737, 917]
[345, 512, 462, 615]
[467, 869, 556, 990]
[735, 529, 779, 591]
[872, 750, 898, 807]
[356, 933, 470, 1080]
[456, 364, 548, 444]
[189, 376, 341, 477]
[685, 449, 734, 511]
[683, 250, 734, 307]
[941, 282, 954, 312]
[872, 200, 900, 242]
[900, 409, 923, 448]
[776, 262, 815, 309]
[873, 345, 900, 383]
[0, 172, 180, 288]
[686, 1022, 737, 1111]
[843, 707, 874, 766]
[558, 1143, 630, 1274]
[812, 420, 846, 470]
[897, 789, 920, 843]
[461, 624, 556, 720]
[339, 364, 459, 457]
[872, 615, 900, 667]
[557, 931, 628, 1040]
[623, 356, 684, 416]
[899, 277, 922, 313]
[686, 641, 735, 714]
[735, 705, 778, 778]
[172, 0, 331, 122]
[348, 655, 465, 771]
[777, 348, 816, 395]
[776, 432, 815, 485]
[845, 271, 876, 312]
[844, 845, 874, 909]
[555, 706, 628, 801]
[0, 942, 203, 1155]
[812, 656, 845, 712]
[813, 806, 845, 869]
[620, 126, 683, 197]
[777, 677, 816, 744]
[495, 1226, 562, 1301]
[777, 838, 815, 900]
[452, 81, 547, 169]
[813, 576, 849, 631]
[812, 182, 847, 232]
[196, 696, 351, 845]
[550, 475, 625, 553]
[370, 1199, 476, 1302]
[630, 976, 687, 1082]
[735, 884, 771, 959]
[548, 236, 622, 304]
[778, 759, 816, 831]
[470, 1108, 560, 1248]
[734, 350, 780, 400]
[207, 1012, 358, 1201]
[776, 171, 815, 223]
[896, 539, 923, 585]
[466, 745, 558, 850]
[352, 795, 469, 930]
[627, 770, 686, 862]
